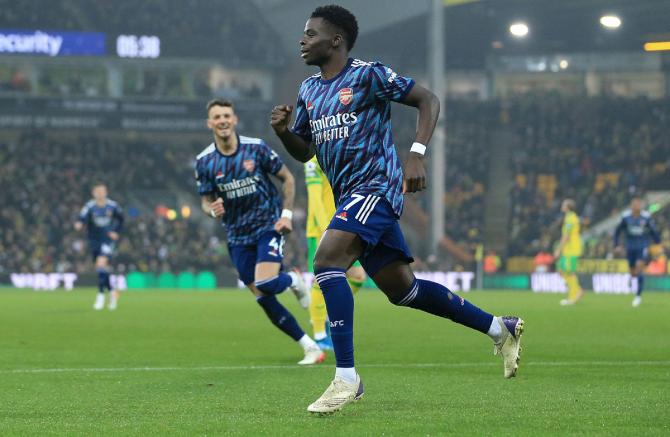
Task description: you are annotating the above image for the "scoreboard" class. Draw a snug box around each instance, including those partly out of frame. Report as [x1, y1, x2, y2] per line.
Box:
[0, 28, 161, 58]
[115, 34, 160, 59]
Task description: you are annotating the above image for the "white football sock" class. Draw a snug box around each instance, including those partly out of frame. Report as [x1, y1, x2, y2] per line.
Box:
[335, 367, 357, 384]
[288, 271, 299, 287]
[298, 334, 317, 350]
[487, 317, 502, 343]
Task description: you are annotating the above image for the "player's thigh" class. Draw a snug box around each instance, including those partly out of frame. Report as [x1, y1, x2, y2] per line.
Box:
[254, 231, 285, 283]
[228, 244, 257, 287]
[313, 229, 364, 271]
[255, 262, 282, 282]
[95, 255, 109, 269]
[371, 260, 415, 301]
[635, 259, 646, 273]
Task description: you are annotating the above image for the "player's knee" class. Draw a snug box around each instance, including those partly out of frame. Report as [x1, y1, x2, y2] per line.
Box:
[312, 255, 333, 273]
[254, 275, 283, 294]
[347, 266, 366, 282]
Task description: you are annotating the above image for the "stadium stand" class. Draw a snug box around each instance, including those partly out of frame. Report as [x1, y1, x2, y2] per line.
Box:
[506, 94, 670, 257]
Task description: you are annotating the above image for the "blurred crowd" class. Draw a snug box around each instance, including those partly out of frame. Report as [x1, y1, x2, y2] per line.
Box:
[2, 93, 670, 276]
[0, 0, 283, 64]
[506, 94, 670, 258]
[0, 133, 226, 275]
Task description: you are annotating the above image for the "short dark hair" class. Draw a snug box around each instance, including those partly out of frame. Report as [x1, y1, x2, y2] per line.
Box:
[311, 5, 359, 51]
[206, 98, 234, 114]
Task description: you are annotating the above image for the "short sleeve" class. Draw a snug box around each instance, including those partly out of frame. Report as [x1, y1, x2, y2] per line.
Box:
[195, 159, 215, 195]
[78, 204, 89, 222]
[290, 93, 312, 143]
[259, 142, 284, 175]
[369, 63, 415, 102]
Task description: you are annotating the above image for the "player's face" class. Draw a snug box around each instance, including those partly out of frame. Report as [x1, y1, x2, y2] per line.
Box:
[207, 105, 238, 140]
[561, 201, 569, 213]
[92, 185, 107, 201]
[631, 199, 642, 214]
[300, 18, 337, 66]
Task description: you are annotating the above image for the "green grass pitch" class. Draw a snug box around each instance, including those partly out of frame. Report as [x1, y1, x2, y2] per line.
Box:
[1, 288, 669, 435]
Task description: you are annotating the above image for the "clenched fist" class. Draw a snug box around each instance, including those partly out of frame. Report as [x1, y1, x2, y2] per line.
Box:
[210, 198, 225, 218]
[270, 105, 293, 134]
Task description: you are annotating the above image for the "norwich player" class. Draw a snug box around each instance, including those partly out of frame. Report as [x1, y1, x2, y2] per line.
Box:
[305, 156, 366, 350]
[554, 199, 583, 305]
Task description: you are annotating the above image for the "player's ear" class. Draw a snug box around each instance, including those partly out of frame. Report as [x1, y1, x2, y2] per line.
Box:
[332, 33, 343, 49]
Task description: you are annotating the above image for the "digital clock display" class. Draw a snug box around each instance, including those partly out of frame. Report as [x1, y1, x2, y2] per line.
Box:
[116, 35, 160, 58]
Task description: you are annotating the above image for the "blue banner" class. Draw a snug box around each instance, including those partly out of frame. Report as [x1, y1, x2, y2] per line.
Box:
[0, 29, 106, 57]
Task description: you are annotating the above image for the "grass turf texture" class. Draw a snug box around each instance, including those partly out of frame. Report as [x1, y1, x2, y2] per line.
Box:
[1, 288, 669, 436]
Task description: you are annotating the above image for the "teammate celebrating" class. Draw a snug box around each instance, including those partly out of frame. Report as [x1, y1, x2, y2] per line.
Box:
[195, 99, 323, 365]
[75, 183, 124, 310]
[305, 156, 366, 350]
[614, 197, 661, 307]
[554, 199, 583, 306]
[271, 5, 524, 414]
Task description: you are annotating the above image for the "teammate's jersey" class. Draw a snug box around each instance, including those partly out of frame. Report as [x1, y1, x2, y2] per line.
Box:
[614, 210, 661, 250]
[195, 135, 284, 246]
[561, 211, 582, 257]
[291, 58, 415, 217]
[78, 199, 124, 241]
[305, 156, 336, 238]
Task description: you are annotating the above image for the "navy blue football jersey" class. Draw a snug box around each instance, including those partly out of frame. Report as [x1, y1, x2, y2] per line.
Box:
[78, 199, 124, 241]
[195, 135, 284, 246]
[291, 58, 415, 217]
[614, 210, 661, 250]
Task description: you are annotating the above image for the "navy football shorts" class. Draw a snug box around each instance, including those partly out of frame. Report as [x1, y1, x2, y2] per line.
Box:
[228, 230, 285, 285]
[90, 239, 115, 261]
[327, 193, 414, 277]
[626, 246, 650, 268]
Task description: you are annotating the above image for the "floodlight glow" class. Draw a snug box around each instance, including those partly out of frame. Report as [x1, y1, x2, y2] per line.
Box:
[559, 59, 569, 69]
[509, 22, 529, 38]
[600, 15, 621, 29]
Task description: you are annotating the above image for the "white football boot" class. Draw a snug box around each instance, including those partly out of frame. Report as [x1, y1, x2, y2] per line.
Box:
[298, 345, 325, 365]
[108, 291, 118, 310]
[93, 293, 105, 311]
[493, 316, 525, 378]
[307, 374, 364, 414]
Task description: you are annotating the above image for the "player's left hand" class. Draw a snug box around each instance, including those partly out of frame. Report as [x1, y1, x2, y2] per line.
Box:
[403, 153, 427, 193]
[274, 217, 293, 235]
[108, 231, 119, 241]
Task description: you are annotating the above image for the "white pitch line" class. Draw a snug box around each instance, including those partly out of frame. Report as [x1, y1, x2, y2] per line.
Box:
[2, 360, 669, 374]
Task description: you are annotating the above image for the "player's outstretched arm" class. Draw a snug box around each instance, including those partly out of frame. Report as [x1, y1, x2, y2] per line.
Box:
[271, 105, 315, 162]
[273, 165, 295, 234]
[400, 84, 440, 193]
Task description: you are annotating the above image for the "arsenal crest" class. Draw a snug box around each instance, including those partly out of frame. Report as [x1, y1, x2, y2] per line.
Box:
[307, 101, 314, 111]
[339, 88, 353, 105]
[243, 159, 255, 172]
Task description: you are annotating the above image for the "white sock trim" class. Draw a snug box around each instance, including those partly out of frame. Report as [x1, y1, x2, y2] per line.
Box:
[287, 271, 298, 287]
[335, 367, 357, 384]
[487, 316, 502, 343]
